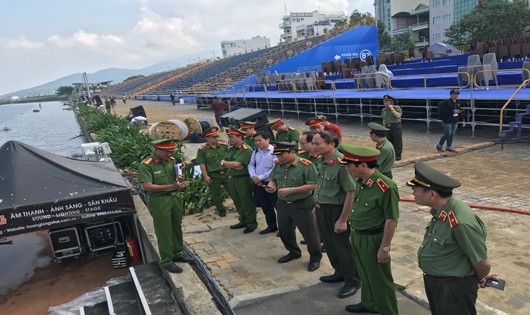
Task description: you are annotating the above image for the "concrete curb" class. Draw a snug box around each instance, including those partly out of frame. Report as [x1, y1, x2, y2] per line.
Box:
[230, 286, 301, 309]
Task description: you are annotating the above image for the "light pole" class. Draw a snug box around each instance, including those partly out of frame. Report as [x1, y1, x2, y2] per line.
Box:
[212, 51, 216, 60]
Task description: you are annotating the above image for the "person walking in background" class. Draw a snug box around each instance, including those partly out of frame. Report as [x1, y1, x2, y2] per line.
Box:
[436, 89, 466, 152]
[138, 139, 195, 273]
[222, 126, 257, 234]
[122, 95, 127, 104]
[170, 93, 176, 106]
[196, 127, 229, 217]
[407, 162, 495, 315]
[267, 118, 300, 144]
[367, 122, 395, 178]
[212, 97, 228, 127]
[110, 97, 116, 109]
[341, 144, 399, 315]
[381, 95, 403, 160]
[249, 131, 278, 235]
[104, 97, 111, 114]
[267, 142, 322, 272]
[312, 131, 361, 299]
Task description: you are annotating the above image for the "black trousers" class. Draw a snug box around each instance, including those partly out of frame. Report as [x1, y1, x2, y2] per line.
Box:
[386, 123, 403, 159]
[424, 275, 478, 315]
[277, 197, 322, 263]
[253, 184, 278, 229]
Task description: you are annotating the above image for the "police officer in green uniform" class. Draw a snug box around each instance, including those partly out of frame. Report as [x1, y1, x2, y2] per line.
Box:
[222, 126, 258, 233]
[298, 131, 320, 164]
[381, 95, 403, 160]
[312, 131, 361, 298]
[138, 139, 195, 274]
[407, 162, 494, 315]
[367, 122, 395, 178]
[240, 121, 257, 149]
[266, 142, 322, 271]
[305, 117, 325, 133]
[341, 144, 399, 314]
[268, 118, 300, 144]
[196, 127, 228, 217]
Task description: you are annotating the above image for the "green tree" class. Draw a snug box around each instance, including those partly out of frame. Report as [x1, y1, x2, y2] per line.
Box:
[124, 75, 145, 82]
[56, 85, 74, 96]
[390, 31, 415, 52]
[348, 10, 376, 28]
[377, 21, 392, 52]
[446, 0, 530, 46]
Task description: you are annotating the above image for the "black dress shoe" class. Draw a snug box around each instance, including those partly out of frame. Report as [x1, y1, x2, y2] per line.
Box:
[345, 303, 377, 313]
[173, 256, 196, 263]
[300, 239, 307, 244]
[243, 226, 257, 234]
[218, 209, 226, 217]
[163, 263, 183, 274]
[259, 227, 278, 235]
[338, 285, 360, 298]
[307, 261, 320, 271]
[319, 274, 344, 283]
[230, 223, 246, 229]
[278, 253, 301, 263]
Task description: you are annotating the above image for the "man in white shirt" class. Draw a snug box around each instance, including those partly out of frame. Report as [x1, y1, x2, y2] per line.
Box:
[249, 131, 278, 234]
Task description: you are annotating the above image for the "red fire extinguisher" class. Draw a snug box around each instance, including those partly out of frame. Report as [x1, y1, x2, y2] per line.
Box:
[126, 237, 141, 264]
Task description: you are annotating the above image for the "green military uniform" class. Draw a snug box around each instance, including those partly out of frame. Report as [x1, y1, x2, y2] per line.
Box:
[314, 150, 360, 288]
[368, 122, 395, 178]
[381, 95, 403, 160]
[276, 127, 300, 143]
[138, 151, 184, 267]
[243, 136, 256, 149]
[298, 150, 320, 165]
[270, 143, 322, 263]
[409, 162, 488, 315]
[341, 144, 399, 315]
[224, 143, 257, 228]
[196, 140, 228, 213]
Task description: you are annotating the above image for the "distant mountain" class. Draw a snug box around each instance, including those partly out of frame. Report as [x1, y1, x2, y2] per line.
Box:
[0, 58, 182, 99]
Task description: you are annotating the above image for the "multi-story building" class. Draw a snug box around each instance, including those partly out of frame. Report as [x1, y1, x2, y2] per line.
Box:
[374, 1, 430, 46]
[430, 0, 504, 43]
[279, 10, 347, 43]
[221, 36, 271, 58]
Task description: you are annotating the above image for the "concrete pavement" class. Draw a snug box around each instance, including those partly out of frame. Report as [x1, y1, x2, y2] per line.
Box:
[121, 100, 530, 314]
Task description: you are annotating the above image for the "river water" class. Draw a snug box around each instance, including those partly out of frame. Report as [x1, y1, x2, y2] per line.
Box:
[0, 101, 86, 300]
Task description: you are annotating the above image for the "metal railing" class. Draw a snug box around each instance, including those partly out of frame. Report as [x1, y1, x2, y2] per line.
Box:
[498, 78, 530, 136]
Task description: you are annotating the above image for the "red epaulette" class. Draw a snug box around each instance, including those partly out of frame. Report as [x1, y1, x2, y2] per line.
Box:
[439, 211, 448, 221]
[448, 211, 459, 228]
[299, 158, 311, 165]
[274, 159, 280, 164]
[298, 150, 306, 154]
[289, 127, 295, 131]
[218, 141, 227, 145]
[337, 156, 344, 165]
[144, 157, 153, 165]
[199, 144, 207, 149]
[242, 144, 248, 150]
[377, 178, 389, 192]
[170, 156, 175, 160]
[376, 142, 383, 149]
[366, 179, 374, 187]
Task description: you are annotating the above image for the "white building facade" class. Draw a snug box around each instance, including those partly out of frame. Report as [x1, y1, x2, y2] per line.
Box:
[279, 10, 347, 43]
[221, 36, 271, 58]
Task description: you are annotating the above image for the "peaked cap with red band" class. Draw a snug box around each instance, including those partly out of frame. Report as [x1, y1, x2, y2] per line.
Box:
[153, 138, 177, 150]
[239, 121, 256, 129]
[267, 118, 284, 128]
[406, 162, 461, 192]
[203, 126, 220, 137]
[305, 117, 324, 127]
[227, 126, 246, 137]
[338, 144, 380, 164]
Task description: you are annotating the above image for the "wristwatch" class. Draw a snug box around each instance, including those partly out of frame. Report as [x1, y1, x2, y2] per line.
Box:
[382, 246, 391, 253]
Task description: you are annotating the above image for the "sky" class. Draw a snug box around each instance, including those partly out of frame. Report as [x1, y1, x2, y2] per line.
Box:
[0, 0, 374, 95]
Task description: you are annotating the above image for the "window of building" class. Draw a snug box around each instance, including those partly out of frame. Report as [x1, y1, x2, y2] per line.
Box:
[432, 16, 441, 25]
[442, 0, 450, 5]
[433, 34, 442, 42]
[443, 14, 451, 23]
[433, 0, 441, 8]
